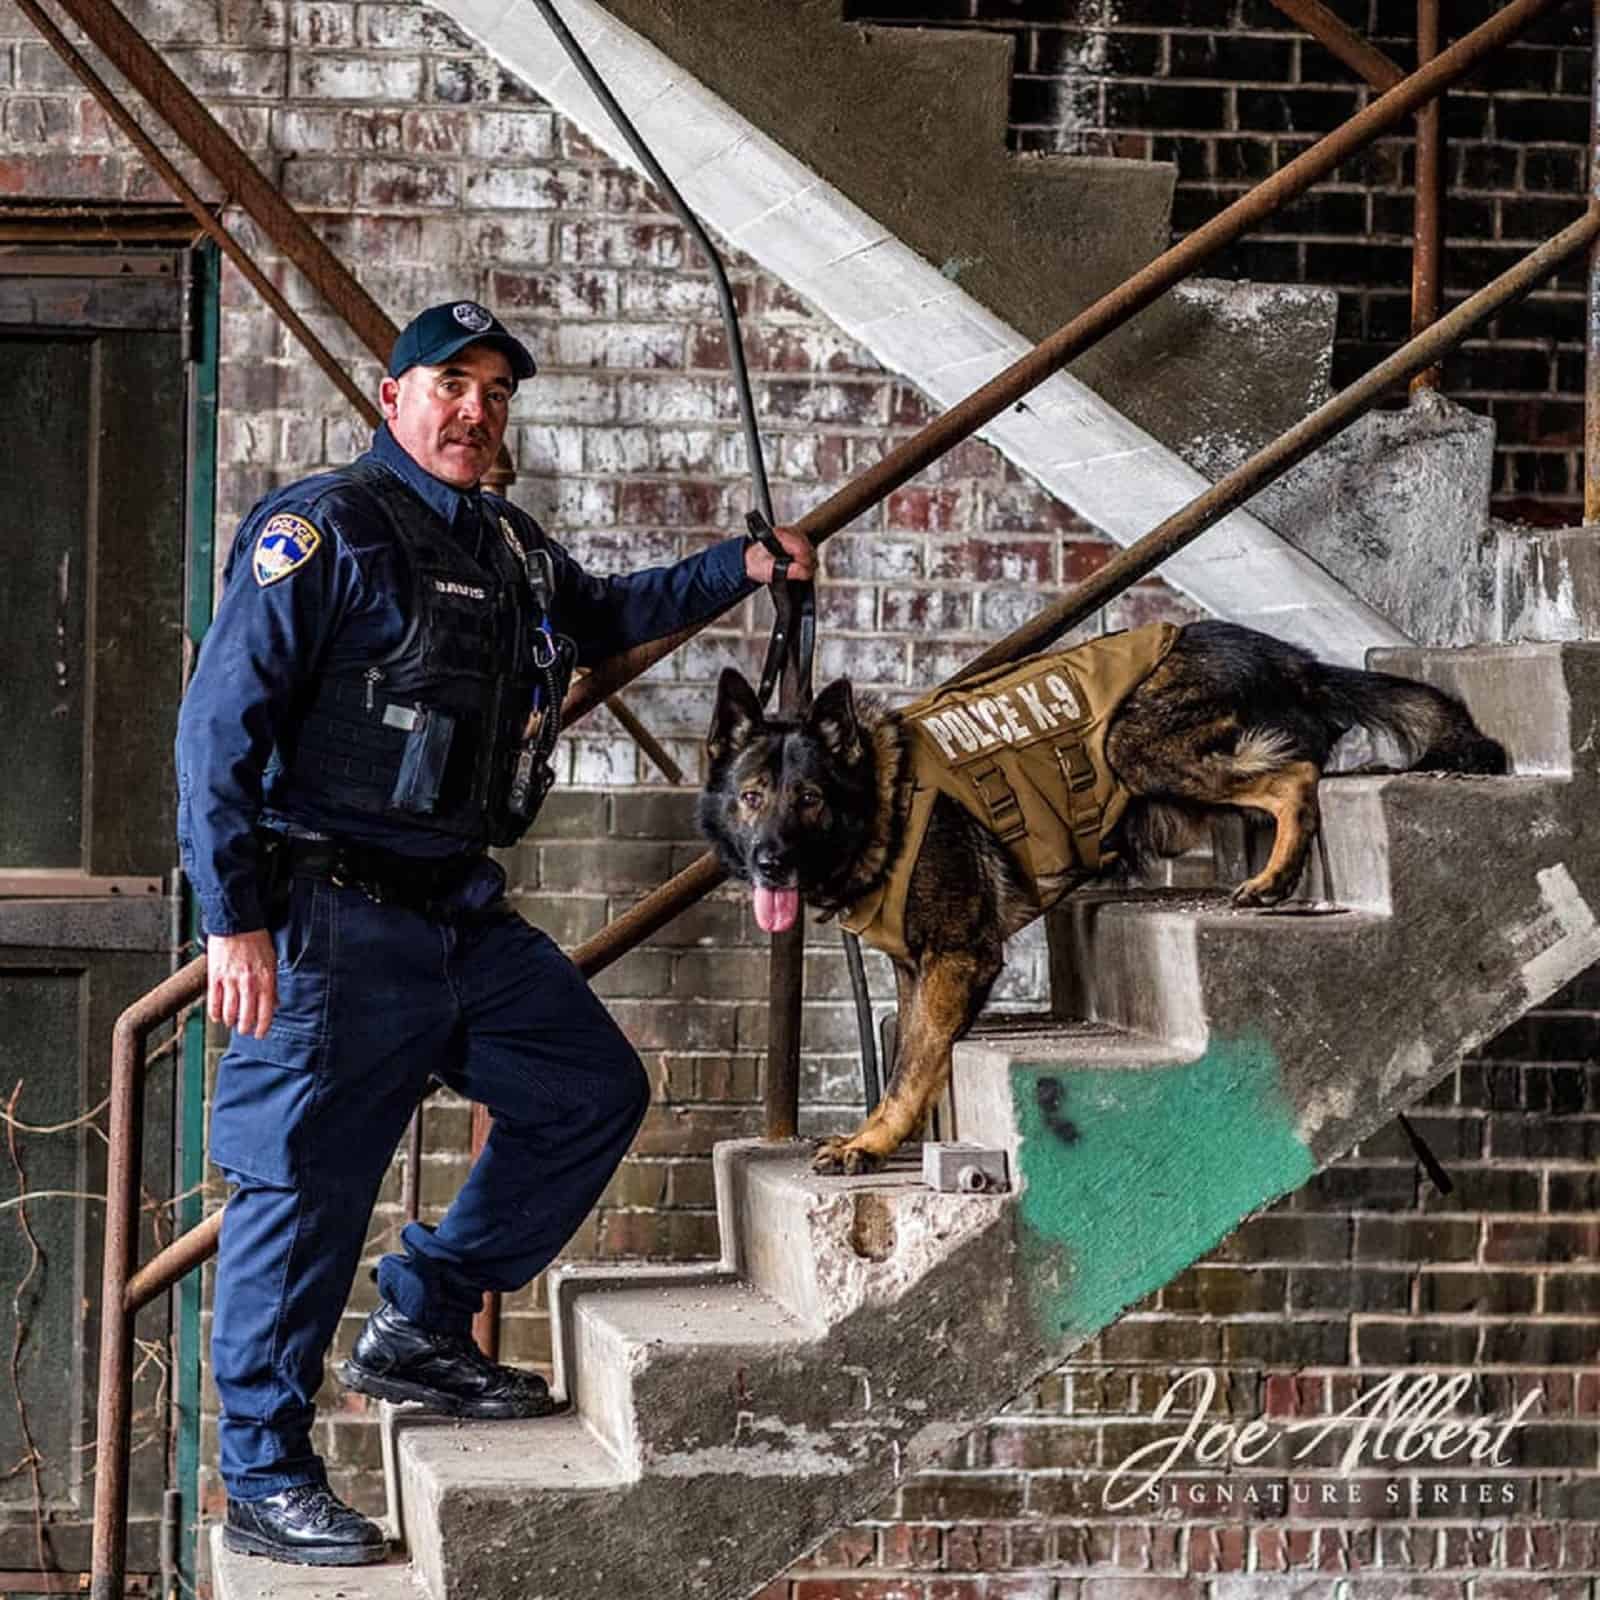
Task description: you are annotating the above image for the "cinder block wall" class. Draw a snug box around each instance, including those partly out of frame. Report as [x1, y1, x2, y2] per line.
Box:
[7, 0, 1595, 1589]
[846, 0, 1594, 526]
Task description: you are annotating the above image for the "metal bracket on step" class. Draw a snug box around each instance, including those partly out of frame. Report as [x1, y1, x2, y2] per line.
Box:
[923, 1142, 1010, 1194]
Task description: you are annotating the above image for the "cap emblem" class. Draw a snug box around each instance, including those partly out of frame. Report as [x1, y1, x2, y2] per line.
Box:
[452, 302, 493, 332]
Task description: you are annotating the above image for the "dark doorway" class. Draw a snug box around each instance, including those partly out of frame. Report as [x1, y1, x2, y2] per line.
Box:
[0, 241, 196, 1586]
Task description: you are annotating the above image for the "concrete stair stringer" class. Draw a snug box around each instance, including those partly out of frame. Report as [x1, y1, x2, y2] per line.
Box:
[426, 0, 1410, 666]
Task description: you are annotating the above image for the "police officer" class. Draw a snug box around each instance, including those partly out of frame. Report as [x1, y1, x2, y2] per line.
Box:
[178, 300, 814, 1566]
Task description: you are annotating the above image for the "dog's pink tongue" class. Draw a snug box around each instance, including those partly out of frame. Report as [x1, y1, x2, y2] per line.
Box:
[753, 885, 799, 933]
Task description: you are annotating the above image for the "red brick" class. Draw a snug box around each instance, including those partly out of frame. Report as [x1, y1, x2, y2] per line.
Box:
[1186, 1526, 1246, 1573]
[805, 1528, 877, 1570]
[880, 1525, 940, 1569]
[943, 1524, 1008, 1572]
[793, 1584, 922, 1600]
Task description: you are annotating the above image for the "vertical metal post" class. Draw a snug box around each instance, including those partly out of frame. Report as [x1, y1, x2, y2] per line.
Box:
[1587, 0, 1600, 522]
[468, 1103, 501, 1359]
[1410, 0, 1445, 391]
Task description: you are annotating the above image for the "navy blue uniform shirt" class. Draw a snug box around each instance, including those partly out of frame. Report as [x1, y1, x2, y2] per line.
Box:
[177, 424, 753, 936]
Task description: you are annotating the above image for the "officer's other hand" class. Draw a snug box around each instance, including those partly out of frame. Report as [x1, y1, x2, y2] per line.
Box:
[208, 930, 278, 1038]
[744, 523, 816, 585]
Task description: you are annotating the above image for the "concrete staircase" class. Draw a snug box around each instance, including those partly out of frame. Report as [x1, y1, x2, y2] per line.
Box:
[428, 0, 1431, 663]
[212, 641, 1600, 1600]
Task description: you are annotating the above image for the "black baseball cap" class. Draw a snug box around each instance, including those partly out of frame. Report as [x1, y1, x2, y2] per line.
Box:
[387, 301, 537, 384]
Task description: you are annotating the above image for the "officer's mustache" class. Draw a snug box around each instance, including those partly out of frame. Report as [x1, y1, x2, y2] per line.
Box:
[442, 428, 491, 448]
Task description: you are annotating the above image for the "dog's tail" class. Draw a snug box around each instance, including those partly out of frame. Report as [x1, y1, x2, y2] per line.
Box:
[1320, 665, 1507, 774]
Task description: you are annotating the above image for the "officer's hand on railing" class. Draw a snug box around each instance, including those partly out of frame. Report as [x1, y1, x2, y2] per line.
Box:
[744, 523, 816, 585]
[208, 930, 278, 1038]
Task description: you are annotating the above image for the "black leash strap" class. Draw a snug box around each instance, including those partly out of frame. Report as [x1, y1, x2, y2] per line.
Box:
[748, 509, 815, 711]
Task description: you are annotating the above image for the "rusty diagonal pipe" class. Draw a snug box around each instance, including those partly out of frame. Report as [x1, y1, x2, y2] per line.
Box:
[1263, 0, 1406, 90]
[89, 0, 1579, 1591]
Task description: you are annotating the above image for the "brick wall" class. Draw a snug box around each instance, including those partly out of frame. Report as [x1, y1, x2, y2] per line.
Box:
[8, 0, 1595, 1591]
[845, 0, 1595, 526]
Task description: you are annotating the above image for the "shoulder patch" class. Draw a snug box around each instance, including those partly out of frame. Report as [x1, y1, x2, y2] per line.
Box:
[253, 513, 323, 587]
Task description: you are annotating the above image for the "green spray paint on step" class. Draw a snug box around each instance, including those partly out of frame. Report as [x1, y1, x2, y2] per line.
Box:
[1013, 1030, 1315, 1343]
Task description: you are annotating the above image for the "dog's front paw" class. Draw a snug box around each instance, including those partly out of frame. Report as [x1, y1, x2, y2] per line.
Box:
[1231, 876, 1289, 908]
[811, 1137, 886, 1176]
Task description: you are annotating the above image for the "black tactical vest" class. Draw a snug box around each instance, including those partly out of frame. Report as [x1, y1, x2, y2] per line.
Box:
[281, 460, 573, 848]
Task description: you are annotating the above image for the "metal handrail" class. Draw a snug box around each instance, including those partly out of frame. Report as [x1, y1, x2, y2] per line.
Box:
[90, 0, 1582, 1592]
[92, 957, 207, 1600]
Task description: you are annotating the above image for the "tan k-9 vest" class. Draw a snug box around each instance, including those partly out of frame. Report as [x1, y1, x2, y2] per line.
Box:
[839, 623, 1180, 964]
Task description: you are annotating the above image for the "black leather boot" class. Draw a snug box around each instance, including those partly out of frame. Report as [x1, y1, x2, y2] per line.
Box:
[223, 1484, 387, 1566]
[338, 1300, 557, 1419]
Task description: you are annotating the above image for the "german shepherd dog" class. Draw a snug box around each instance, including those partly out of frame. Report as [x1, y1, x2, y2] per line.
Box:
[698, 621, 1506, 1175]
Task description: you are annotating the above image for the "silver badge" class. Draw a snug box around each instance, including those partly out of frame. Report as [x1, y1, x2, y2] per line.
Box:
[452, 302, 493, 332]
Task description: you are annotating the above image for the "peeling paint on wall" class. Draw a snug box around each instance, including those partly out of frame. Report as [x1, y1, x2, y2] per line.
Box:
[1011, 1033, 1314, 1344]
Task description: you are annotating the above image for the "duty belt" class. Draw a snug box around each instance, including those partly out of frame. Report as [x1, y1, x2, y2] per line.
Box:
[262, 833, 491, 920]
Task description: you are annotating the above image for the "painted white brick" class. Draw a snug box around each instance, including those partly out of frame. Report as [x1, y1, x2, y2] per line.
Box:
[279, 157, 358, 208]
[290, 1, 355, 47]
[512, 423, 584, 477]
[2, 95, 69, 146]
[489, 267, 616, 319]
[439, 215, 556, 270]
[549, 322, 685, 371]
[357, 2, 473, 51]
[816, 636, 909, 689]
[163, 46, 287, 97]
[355, 159, 461, 209]
[462, 164, 579, 211]
[465, 109, 558, 160]
[568, 736, 639, 787]
[521, 373, 618, 423]
[580, 427, 653, 476]
[558, 219, 687, 269]
[616, 375, 735, 425]
[289, 51, 422, 102]
[270, 107, 343, 153]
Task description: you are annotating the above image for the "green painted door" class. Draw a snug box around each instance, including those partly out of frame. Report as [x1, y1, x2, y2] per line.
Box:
[0, 254, 189, 1587]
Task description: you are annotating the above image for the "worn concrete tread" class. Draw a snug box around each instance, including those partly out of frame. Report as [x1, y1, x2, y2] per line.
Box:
[210, 1523, 423, 1600]
[576, 1278, 811, 1350]
[398, 1408, 629, 1493]
[957, 1015, 1194, 1070]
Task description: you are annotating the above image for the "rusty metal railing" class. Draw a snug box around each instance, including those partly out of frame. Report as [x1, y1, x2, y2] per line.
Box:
[87, 0, 1590, 1593]
[91, 959, 208, 1600]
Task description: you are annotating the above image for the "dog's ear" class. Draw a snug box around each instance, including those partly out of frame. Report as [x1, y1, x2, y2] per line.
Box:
[803, 677, 862, 763]
[707, 667, 763, 764]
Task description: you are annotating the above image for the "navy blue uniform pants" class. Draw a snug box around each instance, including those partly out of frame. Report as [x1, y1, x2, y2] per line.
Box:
[208, 875, 649, 1499]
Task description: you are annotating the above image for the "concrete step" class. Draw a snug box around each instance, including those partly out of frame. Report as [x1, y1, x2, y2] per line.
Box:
[572, 1277, 815, 1464]
[1047, 887, 1390, 1044]
[210, 1521, 424, 1600]
[727, 1140, 1015, 1325]
[393, 1410, 631, 1600]
[1371, 639, 1600, 776]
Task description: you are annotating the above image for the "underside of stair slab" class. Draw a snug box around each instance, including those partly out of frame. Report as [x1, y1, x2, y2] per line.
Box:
[430, 0, 1408, 664]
